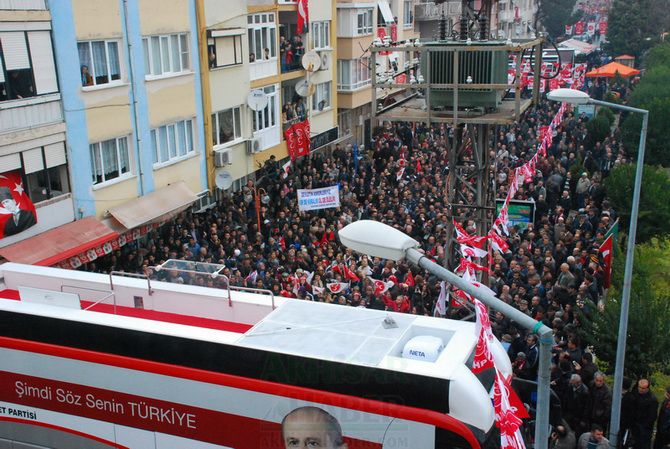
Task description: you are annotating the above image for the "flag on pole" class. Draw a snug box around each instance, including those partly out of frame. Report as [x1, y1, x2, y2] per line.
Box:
[327, 282, 349, 294]
[370, 278, 393, 296]
[472, 299, 495, 373]
[604, 218, 619, 243]
[297, 0, 309, 35]
[598, 234, 614, 288]
[435, 281, 447, 316]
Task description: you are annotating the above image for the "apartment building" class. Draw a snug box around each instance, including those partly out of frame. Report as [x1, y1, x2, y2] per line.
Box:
[198, 0, 339, 192]
[497, 0, 538, 39]
[0, 0, 73, 249]
[336, 0, 420, 145]
[48, 0, 207, 228]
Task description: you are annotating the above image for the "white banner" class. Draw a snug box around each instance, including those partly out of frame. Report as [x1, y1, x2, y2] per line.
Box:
[297, 185, 340, 211]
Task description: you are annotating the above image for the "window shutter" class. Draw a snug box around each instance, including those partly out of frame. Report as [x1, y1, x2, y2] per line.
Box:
[23, 147, 44, 174]
[28, 31, 58, 94]
[1, 32, 30, 69]
[45, 141, 67, 168]
[0, 154, 21, 173]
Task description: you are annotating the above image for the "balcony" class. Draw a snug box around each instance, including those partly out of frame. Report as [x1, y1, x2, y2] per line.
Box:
[0, 94, 63, 135]
[279, 11, 306, 75]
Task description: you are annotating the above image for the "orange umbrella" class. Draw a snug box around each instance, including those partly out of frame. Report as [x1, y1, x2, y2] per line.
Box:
[585, 61, 641, 78]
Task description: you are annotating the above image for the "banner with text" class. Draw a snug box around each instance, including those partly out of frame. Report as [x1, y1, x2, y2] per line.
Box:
[297, 186, 340, 211]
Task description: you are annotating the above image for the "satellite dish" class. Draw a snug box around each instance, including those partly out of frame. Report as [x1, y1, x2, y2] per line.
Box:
[295, 79, 315, 97]
[214, 169, 233, 190]
[302, 50, 321, 72]
[247, 89, 269, 111]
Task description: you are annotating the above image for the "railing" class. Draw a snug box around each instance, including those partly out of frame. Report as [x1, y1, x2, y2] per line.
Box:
[60, 284, 116, 315]
[228, 285, 276, 310]
[109, 271, 153, 296]
[0, 93, 63, 135]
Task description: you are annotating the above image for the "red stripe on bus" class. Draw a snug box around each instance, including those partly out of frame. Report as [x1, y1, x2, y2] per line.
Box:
[0, 336, 481, 449]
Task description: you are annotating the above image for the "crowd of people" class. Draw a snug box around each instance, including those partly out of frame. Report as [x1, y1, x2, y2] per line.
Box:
[81, 91, 669, 447]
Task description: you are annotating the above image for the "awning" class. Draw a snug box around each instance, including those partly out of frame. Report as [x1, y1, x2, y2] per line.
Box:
[378, 0, 395, 24]
[0, 217, 118, 266]
[107, 181, 198, 230]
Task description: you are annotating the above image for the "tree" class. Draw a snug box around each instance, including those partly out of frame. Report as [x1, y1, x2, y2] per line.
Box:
[605, 0, 656, 59]
[578, 240, 670, 378]
[536, 0, 581, 39]
[585, 113, 611, 150]
[644, 42, 670, 69]
[621, 64, 670, 167]
[603, 164, 670, 244]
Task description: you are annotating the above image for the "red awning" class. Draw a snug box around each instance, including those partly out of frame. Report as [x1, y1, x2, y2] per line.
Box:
[0, 217, 118, 266]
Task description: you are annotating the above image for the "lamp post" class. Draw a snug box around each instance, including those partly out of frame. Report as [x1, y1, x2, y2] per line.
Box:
[338, 220, 554, 449]
[547, 88, 649, 448]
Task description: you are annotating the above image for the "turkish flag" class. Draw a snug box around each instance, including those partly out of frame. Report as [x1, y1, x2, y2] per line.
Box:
[284, 120, 311, 161]
[599, 235, 614, 288]
[0, 170, 37, 239]
[297, 0, 309, 35]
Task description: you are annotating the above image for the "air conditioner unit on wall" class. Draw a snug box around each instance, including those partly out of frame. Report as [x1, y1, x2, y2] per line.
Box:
[246, 138, 261, 155]
[318, 51, 331, 71]
[214, 149, 232, 167]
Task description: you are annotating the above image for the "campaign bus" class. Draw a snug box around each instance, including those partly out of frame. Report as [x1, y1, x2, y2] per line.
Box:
[0, 262, 513, 449]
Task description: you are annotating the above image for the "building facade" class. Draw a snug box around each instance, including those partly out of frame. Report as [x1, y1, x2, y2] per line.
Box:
[336, 0, 421, 146]
[50, 0, 208, 221]
[0, 0, 74, 248]
[201, 0, 338, 193]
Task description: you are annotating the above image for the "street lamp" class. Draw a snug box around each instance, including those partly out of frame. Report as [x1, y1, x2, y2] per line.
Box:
[338, 220, 554, 449]
[547, 88, 649, 448]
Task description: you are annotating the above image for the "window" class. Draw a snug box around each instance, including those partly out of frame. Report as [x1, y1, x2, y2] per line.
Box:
[90, 137, 130, 185]
[208, 33, 243, 69]
[22, 142, 70, 203]
[356, 9, 373, 35]
[77, 40, 121, 87]
[312, 81, 331, 111]
[247, 13, 276, 63]
[151, 119, 195, 165]
[403, 1, 413, 28]
[252, 85, 278, 132]
[337, 59, 370, 91]
[0, 31, 59, 101]
[311, 21, 330, 49]
[142, 33, 190, 77]
[212, 107, 242, 147]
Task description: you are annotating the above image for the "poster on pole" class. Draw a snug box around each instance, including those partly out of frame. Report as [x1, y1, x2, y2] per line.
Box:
[495, 199, 536, 231]
[297, 185, 340, 211]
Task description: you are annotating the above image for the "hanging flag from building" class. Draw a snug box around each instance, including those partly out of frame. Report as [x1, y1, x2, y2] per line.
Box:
[565, 24, 573, 35]
[599, 234, 614, 288]
[284, 119, 311, 161]
[297, 0, 309, 35]
[586, 22, 596, 37]
[0, 171, 37, 239]
[574, 21, 585, 35]
[598, 20, 608, 35]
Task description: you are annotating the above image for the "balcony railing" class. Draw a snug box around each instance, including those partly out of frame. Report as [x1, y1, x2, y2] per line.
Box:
[0, 94, 63, 135]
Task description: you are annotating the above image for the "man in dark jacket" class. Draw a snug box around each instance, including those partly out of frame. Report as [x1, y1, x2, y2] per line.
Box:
[563, 374, 591, 436]
[626, 379, 658, 449]
[588, 372, 612, 430]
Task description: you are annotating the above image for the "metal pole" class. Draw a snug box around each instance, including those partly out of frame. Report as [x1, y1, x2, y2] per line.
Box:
[608, 109, 648, 447]
[405, 248, 553, 449]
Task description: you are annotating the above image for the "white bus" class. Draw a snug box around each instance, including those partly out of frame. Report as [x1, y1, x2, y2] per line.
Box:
[0, 262, 512, 449]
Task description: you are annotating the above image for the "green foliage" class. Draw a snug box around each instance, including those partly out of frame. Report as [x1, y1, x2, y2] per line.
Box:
[603, 164, 670, 244]
[597, 107, 616, 127]
[578, 240, 670, 378]
[645, 43, 670, 69]
[537, 0, 581, 39]
[622, 64, 670, 167]
[605, 0, 657, 59]
[585, 114, 611, 149]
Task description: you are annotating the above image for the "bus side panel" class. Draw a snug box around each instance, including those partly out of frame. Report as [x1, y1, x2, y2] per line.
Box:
[0, 346, 440, 449]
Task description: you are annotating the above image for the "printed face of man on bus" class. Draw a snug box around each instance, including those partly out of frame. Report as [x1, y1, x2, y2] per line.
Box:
[281, 407, 348, 449]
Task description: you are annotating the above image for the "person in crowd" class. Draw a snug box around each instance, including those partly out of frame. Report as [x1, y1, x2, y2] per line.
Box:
[577, 424, 609, 449]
